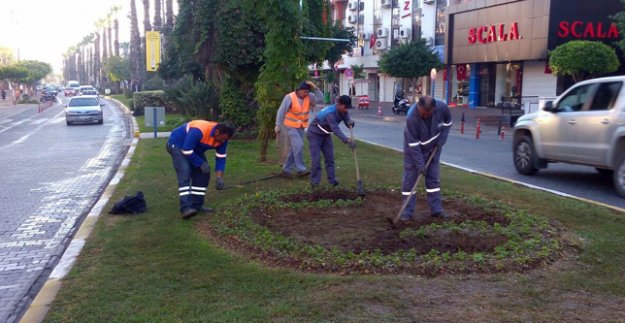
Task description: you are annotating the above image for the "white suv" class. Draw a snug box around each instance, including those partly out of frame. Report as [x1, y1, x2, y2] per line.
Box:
[513, 76, 625, 197]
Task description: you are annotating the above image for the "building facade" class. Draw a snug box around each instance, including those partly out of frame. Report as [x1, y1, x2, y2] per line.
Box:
[445, 0, 625, 109]
[334, 0, 446, 104]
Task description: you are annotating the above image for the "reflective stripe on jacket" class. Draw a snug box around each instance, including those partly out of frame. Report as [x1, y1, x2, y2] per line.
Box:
[283, 92, 310, 128]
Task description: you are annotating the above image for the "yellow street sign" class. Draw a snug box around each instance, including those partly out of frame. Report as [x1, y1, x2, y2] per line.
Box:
[145, 31, 161, 72]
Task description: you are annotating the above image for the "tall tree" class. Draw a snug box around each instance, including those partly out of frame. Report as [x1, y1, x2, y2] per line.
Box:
[130, 0, 143, 90]
[107, 17, 113, 58]
[153, 0, 162, 30]
[114, 18, 120, 57]
[255, 0, 307, 161]
[142, 0, 151, 32]
[165, 0, 174, 30]
[102, 27, 108, 60]
[94, 32, 101, 86]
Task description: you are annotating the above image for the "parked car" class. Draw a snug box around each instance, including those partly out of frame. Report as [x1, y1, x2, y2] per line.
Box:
[65, 95, 104, 125]
[81, 89, 98, 96]
[512, 76, 625, 197]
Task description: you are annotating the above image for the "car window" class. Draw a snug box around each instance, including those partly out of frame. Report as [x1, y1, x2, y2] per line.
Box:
[588, 82, 622, 111]
[556, 84, 594, 112]
[69, 98, 99, 107]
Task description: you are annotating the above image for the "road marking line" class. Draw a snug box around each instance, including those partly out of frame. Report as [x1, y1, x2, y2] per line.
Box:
[0, 111, 65, 150]
[355, 138, 625, 214]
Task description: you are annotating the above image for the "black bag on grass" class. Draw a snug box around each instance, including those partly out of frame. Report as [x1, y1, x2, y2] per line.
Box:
[109, 191, 147, 214]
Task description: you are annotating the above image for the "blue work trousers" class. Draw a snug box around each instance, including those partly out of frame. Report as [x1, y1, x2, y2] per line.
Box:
[283, 126, 307, 173]
[166, 142, 210, 212]
[400, 148, 442, 218]
[307, 132, 338, 185]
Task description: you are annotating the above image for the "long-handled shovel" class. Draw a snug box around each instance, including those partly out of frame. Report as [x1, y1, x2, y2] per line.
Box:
[348, 126, 365, 196]
[388, 146, 438, 228]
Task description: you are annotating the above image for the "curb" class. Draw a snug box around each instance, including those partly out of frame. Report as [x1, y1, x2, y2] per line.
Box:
[356, 138, 625, 215]
[19, 98, 140, 323]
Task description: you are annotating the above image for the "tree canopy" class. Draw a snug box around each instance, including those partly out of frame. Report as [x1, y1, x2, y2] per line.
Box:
[549, 40, 619, 82]
[378, 38, 442, 79]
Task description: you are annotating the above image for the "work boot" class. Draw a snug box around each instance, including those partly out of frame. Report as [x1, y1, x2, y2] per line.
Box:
[330, 181, 339, 187]
[198, 206, 214, 213]
[296, 170, 310, 177]
[431, 212, 450, 219]
[181, 208, 198, 220]
[399, 215, 412, 222]
[280, 170, 293, 178]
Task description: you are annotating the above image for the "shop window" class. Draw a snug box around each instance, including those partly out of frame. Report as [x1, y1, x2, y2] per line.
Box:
[434, 0, 447, 46]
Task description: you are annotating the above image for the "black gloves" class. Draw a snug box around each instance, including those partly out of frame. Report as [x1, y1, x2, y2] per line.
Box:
[347, 120, 355, 128]
[216, 177, 225, 190]
[200, 162, 211, 175]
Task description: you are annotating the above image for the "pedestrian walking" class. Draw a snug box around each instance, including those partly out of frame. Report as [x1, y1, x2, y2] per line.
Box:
[400, 96, 452, 220]
[166, 121, 235, 219]
[274, 81, 323, 176]
[1, 89, 6, 101]
[306, 95, 356, 188]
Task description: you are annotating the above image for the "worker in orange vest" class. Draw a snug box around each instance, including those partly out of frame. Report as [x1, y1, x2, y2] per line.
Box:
[274, 81, 323, 176]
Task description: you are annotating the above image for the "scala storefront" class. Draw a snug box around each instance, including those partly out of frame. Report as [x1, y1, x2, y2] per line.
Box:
[444, 0, 624, 109]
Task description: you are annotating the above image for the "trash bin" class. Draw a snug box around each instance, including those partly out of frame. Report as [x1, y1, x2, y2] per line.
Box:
[324, 92, 330, 104]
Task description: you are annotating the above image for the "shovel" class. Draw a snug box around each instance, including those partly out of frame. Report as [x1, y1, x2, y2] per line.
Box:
[388, 145, 438, 228]
[348, 126, 365, 196]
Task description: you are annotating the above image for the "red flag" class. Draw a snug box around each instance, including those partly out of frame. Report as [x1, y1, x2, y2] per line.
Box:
[370, 34, 377, 49]
[457, 65, 467, 81]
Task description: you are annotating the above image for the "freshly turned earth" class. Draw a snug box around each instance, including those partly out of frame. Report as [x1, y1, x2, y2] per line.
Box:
[252, 190, 511, 255]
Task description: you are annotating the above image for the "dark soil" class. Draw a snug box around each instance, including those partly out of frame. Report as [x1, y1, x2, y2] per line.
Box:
[253, 190, 511, 255]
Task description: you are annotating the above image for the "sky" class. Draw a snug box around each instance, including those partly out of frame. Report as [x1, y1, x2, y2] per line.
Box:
[0, 0, 152, 75]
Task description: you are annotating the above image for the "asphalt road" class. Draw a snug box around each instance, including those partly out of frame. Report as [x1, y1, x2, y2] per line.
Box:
[0, 94, 131, 323]
[347, 111, 625, 210]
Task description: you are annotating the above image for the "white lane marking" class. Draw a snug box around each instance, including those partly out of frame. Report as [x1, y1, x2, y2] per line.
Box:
[0, 110, 66, 150]
[355, 137, 625, 214]
[0, 101, 63, 134]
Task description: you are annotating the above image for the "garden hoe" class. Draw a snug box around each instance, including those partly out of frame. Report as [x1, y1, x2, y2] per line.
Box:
[387, 146, 438, 228]
[349, 126, 365, 196]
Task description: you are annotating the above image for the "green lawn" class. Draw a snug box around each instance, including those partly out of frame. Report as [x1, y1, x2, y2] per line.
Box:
[44, 138, 625, 322]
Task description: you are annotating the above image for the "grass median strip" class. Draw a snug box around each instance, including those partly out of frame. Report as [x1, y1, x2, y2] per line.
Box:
[45, 138, 625, 322]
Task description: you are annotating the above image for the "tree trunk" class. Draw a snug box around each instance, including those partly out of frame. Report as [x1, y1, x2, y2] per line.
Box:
[108, 22, 113, 59]
[130, 0, 143, 91]
[94, 32, 101, 87]
[153, 0, 162, 30]
[165, 0, 173, 30]
[114, 19, 120, 57]
[102, 29, 108, 61]
[142, 0, 151, 32]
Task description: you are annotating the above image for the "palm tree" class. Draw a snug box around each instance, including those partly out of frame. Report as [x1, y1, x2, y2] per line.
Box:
[153, 0, 162, 30]
[94, 32, 101, 86]
[142, 0, 151, 32]
[107, 17, 113, 59]
[130, 0, 143, 91]
[165, 0, 173, 30]
[114, 18, 120, 57]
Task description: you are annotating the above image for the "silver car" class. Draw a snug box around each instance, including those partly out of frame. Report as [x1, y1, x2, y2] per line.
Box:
[513, 76, 625, 197]
[65, 96, 104, 125]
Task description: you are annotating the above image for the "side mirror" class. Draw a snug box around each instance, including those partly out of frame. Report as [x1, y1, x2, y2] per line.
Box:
[543, 101, 554, 112]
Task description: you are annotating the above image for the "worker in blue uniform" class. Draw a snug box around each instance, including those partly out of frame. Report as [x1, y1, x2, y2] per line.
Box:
[401, 96, 452, 220]
[307, 95, 356, 188]
[166, 121, 235, 219]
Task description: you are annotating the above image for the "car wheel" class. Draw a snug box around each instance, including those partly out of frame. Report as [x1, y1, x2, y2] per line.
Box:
[66, 120, 72, 126]
[513, 135, 539, 175]
[595, 168, 613, 176]
[392, 106, 400, 115]
[613, 154, 625, 197]
[97, 119, 103, 125]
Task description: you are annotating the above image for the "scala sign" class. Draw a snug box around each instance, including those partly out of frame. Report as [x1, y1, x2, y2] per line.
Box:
[557, 21, 619, 39]
[468, 22, 520, 44]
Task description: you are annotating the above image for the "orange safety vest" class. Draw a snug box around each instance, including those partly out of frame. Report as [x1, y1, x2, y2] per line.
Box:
[186, 120, 223, 147]
[283, 92, 310, 128]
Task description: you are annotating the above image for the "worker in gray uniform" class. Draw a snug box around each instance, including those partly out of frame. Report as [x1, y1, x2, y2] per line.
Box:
[401, 96, 452, 220]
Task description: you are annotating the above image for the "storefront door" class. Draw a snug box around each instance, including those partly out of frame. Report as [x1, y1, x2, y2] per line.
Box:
[478, 64, 496, 107]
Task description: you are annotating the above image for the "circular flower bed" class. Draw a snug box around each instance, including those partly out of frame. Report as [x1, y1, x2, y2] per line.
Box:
[205, 187, 564, 276]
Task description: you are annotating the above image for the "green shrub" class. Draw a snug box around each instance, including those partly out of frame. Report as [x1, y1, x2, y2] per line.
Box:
[219, 78, 256, 130]
[132, 90, 172, 115]
[143, 76, 165, 91]
[165, 75, 219, 120]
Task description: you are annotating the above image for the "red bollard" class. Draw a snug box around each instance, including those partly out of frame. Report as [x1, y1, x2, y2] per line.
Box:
[377, 105, 383, 116]
[500, 125, 505, 140]
[476, 117, 481, 139]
